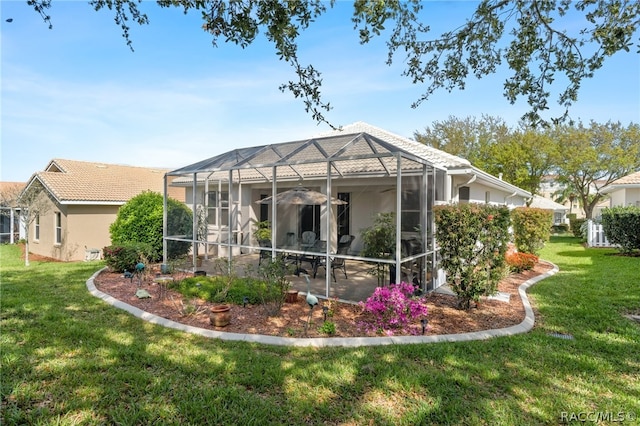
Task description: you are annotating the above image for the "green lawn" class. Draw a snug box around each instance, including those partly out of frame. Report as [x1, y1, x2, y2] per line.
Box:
[1, 237, 638, 425]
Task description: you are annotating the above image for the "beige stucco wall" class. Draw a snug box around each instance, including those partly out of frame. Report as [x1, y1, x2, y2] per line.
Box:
[28, 194, 61, 260]
[29, 199, 120, 261]
[65, 205, 120, 261]
[610, 188, 640, 208]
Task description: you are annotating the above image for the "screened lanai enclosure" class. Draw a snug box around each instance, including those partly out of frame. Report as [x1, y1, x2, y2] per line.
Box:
[163, 129, 447, 303]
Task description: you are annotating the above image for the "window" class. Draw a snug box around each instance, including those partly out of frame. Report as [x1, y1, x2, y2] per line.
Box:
[554, 212, 563, 224]
[459, 186, 470, 203]
[206, 191, 229, 227]
[35, 214, 40, 240]
[55, 212, 61, 244]
[485, 191, 491, 204]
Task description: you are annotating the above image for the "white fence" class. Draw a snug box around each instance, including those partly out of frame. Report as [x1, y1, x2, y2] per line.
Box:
[586, 220, 617, 248]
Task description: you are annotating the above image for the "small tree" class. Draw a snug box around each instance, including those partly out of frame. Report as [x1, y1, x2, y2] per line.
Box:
[13, 181, 52, 267]
[110, 191, 192, 261]
[511, 207, 553, 255]
[434, 204, 511, 310]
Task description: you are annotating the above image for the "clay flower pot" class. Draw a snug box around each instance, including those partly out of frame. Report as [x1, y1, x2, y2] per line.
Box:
[285, 290, 299, 303]
[209, 304, 231, 327]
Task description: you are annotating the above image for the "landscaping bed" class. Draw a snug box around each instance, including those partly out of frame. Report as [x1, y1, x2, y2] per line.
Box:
[93, 260, 554, 338]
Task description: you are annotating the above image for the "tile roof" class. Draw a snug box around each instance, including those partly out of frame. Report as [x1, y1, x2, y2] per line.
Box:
[530, 195, 568, 211]
[317, 121, 471, 169]
[169, 121, 470, 182]
[26, 159, 183, 204]
[611, 171, 640, 185]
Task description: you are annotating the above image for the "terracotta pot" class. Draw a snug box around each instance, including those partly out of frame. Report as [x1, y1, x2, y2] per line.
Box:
[285, 290, 299, 303]
[209, 304, 231, 327]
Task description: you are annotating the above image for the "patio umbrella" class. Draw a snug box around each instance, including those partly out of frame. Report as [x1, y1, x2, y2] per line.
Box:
[256, 187, 347, 205]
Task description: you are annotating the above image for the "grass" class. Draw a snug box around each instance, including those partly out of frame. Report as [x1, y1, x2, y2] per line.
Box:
[1, 237, 639, 425]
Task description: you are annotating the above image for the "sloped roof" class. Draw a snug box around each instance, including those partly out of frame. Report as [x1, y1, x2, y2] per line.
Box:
[530, 195, 568, 211]
[601, 170, 640, 194]
[0, 181, 26, 195]
[316, 121, 471, 169]
[168, 121, 468, 182]
[615, 171, 640, 185]
[23, 159, 183, 204]
[0, 182, 26, 207]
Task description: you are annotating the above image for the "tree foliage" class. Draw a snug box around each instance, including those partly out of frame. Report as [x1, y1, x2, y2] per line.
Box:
[414, 115, 559, 197]
[27, 0, 640, 126]
[554, 121, 640, 219]
[511, 207, 553, 255]
[416, 117, 640, 217]
[109, 191, 192, 261]
[434, 203, 511, 310]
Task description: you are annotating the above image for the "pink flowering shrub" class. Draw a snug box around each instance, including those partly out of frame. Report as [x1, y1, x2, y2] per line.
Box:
[359, 282, 429, 336]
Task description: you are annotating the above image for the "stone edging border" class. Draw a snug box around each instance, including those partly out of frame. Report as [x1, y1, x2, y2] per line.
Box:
[86, 262, 559, 347]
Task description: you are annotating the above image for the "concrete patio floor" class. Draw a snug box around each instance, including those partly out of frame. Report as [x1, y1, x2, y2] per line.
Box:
[190, 253, 397, 303]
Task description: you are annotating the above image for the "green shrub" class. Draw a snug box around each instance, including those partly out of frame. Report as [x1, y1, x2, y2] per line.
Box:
[551, 223, 569, 234]
[511, 207, 553, 255]
[318, 321, 336, 335]
[570, 218, 586, 238]
[434, 204, 511, 310]
[170, 274, 282, 306]
[109, 191, 192, 261]
[505, 252, 539, 273]
[103, 242, 156, 272]
[601, 206, 640, 254]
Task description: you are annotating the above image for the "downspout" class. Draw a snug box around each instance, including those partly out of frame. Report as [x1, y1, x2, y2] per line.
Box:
[456, 173, 477, 189]
[454, 173, 476, 202]
[504, 190, 518, 206]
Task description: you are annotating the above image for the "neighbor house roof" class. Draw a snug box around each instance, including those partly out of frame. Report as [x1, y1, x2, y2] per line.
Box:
[529, 195, 568, 211]
[0, 182, 26, 207]
[601, 170, 640, 193]
[22, 159, 184, 205]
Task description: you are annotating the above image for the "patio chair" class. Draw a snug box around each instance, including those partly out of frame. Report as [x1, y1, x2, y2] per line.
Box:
[313, 245, 349, 282]
[300, 231, 316, 249]
[338, 234, 355, 251]
[258, 239, 272, 266]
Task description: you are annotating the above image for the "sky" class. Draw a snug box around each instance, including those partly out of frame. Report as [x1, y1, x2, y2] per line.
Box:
[1, 1, 639, 183]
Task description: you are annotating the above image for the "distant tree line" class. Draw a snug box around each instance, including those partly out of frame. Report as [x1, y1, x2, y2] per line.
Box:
[414, 116, 640, 219]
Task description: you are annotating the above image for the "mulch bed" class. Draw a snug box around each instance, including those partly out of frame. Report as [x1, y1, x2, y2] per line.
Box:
[92, 261, 555, 338]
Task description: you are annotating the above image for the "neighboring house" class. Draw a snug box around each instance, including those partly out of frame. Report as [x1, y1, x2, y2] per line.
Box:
[600, 170, 640, 209]
[529, 195, 569, 225]
[165, 122, 531, 297]
[20, 159, 184, 261]
[539, 174, 582, 218]
[0, 182, 26, 243]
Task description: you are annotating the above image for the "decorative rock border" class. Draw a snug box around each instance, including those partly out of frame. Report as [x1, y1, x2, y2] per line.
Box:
[86, 262, 559, 347]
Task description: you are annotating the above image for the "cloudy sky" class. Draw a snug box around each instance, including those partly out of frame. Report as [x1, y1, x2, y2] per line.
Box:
[2, 1, 638, 182]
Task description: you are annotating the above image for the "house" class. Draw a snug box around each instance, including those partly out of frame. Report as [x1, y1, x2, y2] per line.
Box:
[20, 159, 184, 261]
[529, 195, 569, 226]
[0, 182, 26, 243]
[600, 170, 640, 209]
[164, 122, 532, 300]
